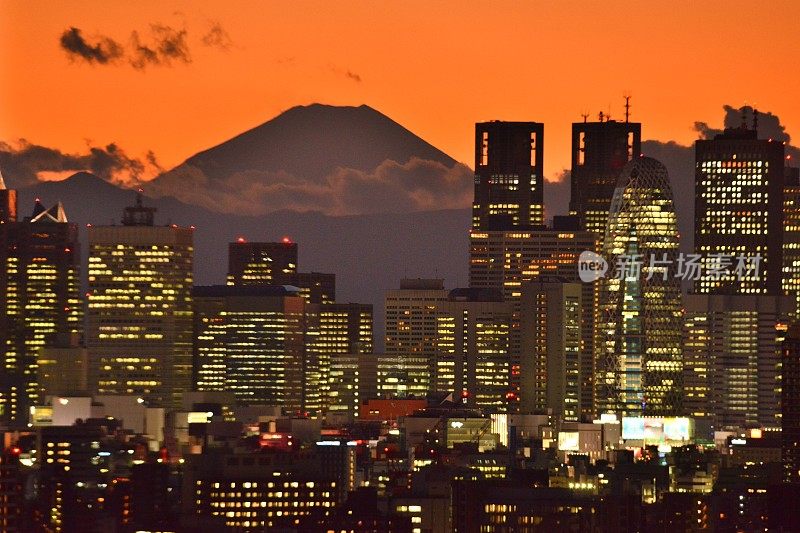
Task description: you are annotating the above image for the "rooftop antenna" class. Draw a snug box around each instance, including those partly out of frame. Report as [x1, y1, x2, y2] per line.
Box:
[598, 110, 604, 122]
[624, 94, 632, 123]
[741, 106, 748, 130]
[581, 112, 589, 123]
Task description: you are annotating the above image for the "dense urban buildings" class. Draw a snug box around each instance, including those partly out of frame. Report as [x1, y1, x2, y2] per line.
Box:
[569, 115, 641, 240]
[2, 103, 800, 531]
[472, 121, 545, 231]
[193, 285, 306, 410]
[694, 118, 786, 295]
[434, 288, 511, 411]
[595, 157, 683, 417]
[0, 184, 81, 425]
[683, 294, 793, 432]
[305, 302, 373, 413]
[86, 193, 194, 408]
[469, 228, 597, 416]
[519, 277, 582, 419]
[384, 278, 449, 394]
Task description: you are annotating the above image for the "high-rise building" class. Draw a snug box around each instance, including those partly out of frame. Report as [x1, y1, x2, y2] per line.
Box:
[695, 124, 785, 295]
[305, 302, 373, 413]
[376, 353, 430, 399]
[227, 239, 336, 304]
[87, 193, 193, 407]
[782, 167, 800, 309]
[434, 288, 511, 411]
[569, 118, 641, 239]
[519, 278, 583, 420]
[0, 195, 81, 426]
[469, 228, 597, 416]
[292, 271, 336, 304]
[472, 121, 544, 231]
[227, 238, 297, 286]
[328, 352, 377, 419]
[782, 323, 800, 483]
[596, 157, 683, 417]
[684, 294, 793, 432]
[384, 279, 449, 391]
[193, 285, 305, 410]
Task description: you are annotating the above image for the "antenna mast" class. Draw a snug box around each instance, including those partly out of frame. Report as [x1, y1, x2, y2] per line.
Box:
[624, 95, 632, 123]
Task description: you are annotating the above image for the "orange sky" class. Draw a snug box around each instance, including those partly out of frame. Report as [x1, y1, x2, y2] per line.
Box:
[2, 0, 800, 182]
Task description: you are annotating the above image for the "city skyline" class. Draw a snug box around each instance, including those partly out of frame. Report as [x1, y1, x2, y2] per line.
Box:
[3, 3, 800, 531]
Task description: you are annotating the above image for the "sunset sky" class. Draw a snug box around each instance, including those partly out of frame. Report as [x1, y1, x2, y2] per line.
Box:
[2, 0, 800, 184]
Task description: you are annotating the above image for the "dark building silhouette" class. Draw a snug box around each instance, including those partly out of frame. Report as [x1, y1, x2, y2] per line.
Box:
[472, 121, 544, 230]
[783, 323, 800, 484]
[227, 238, 298, 286]
[694, 121, 785, 295]
[569, 118, 641, 239]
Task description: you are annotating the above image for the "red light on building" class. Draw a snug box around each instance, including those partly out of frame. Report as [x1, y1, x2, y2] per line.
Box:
[282, 236, 292, 244]
[237, 236, 246, 243]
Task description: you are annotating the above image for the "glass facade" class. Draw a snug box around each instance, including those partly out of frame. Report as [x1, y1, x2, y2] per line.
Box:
[596, 157, 683, 417]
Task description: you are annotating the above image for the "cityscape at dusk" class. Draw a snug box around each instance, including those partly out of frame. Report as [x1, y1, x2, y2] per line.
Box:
[2, 2, 800, 532]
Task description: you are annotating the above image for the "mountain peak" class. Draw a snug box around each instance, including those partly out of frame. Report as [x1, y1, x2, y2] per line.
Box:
[168, 103, 457, 184]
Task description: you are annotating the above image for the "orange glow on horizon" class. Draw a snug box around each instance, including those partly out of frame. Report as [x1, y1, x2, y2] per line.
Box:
[2, 1, 800, 185]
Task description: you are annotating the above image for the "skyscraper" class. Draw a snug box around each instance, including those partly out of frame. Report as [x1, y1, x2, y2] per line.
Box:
[782, 167, 800, 309]
[519, 278, 583, 420]
[469, 228, 597, 416]
[0, 195, 81, 425]
[87, 193, 194, 407]
[305, 302, 373, 413]
[596, 157, 683, 417]
[434, 288, 511, 411]
[695, 124, 785, 294]
[384, 279, 449, 391]
[472, 121, 544, 231]
[783, 323, 800, 483]
[193, 285, 305, 410]
[683, 294, 793, 432]
[569, 117, 641, 239]
[227, 239, 335, 304]
[227, 238, 298, 286]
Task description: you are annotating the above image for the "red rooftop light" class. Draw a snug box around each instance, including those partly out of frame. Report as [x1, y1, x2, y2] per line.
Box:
[282, 236, 292, 244]
[237, 236, 246, 243]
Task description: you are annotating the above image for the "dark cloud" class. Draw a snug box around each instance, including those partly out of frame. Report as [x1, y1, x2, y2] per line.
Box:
[146, 158, 472, 216]
[130, 24, 191, 69]
[0, 140, 157, 187]
[202, 21, 233, 50]
[60, 23, 207, 70]
[544, 170, 571, 221]
[59, 27, 124, 64]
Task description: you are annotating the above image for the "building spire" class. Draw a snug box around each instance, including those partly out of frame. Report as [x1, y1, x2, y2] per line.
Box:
[56, 201, 68, 223]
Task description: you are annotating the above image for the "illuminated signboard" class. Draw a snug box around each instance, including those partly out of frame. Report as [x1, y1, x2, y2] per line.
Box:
[558, 431, 580, 451]
[622, 417, 692, 442]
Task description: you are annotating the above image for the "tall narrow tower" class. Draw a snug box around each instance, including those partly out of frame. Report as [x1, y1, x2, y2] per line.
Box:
[569, 118, 641, 239]
[1, 195, 81, 426]
[596, 157, 683, 416]
[472, 121, 544, 230]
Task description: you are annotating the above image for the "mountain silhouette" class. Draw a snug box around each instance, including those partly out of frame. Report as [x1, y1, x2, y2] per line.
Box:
[145, 103, 472, 216]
